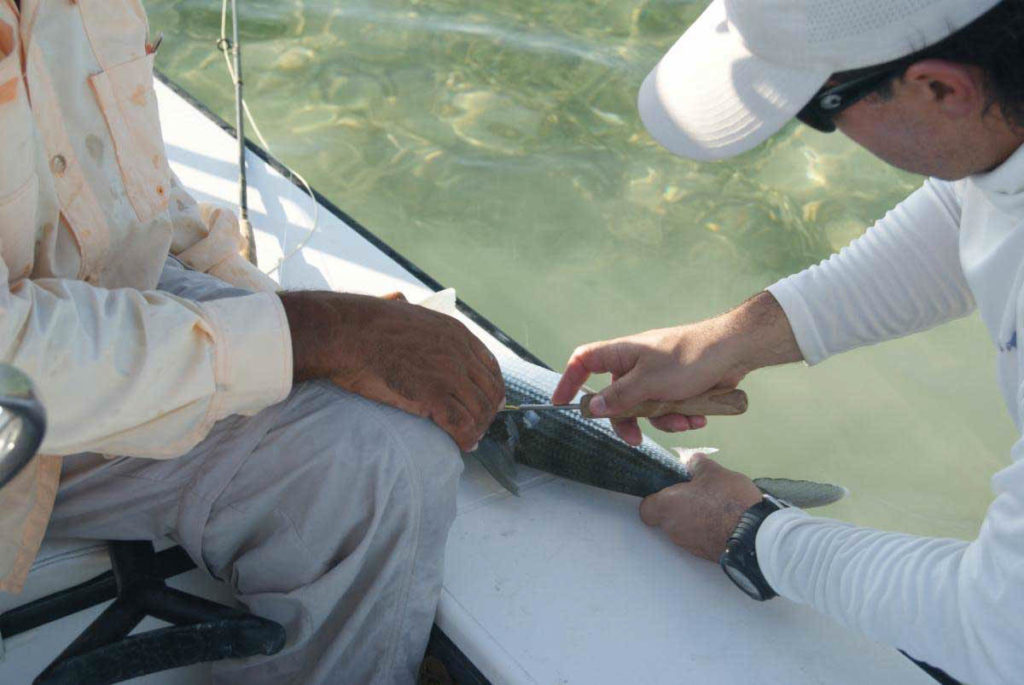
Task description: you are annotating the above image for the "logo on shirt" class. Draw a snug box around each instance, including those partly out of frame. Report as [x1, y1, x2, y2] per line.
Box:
[1001, 331, 1018, 353]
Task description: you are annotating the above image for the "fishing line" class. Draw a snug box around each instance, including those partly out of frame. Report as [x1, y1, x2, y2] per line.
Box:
[218, 0, 321, 277]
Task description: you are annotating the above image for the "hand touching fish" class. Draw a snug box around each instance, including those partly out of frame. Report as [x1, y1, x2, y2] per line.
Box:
[417, 290, 845, 509]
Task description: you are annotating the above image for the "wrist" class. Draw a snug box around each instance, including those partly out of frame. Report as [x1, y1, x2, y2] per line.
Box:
[279, 290, 359, 382]
[718, 291, 803, 373]
[279, 291, 319, 382]
[719, 495, 788, 601]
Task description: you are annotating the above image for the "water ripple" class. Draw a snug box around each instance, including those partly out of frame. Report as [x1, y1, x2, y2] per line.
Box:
[323, 3, 641, 72]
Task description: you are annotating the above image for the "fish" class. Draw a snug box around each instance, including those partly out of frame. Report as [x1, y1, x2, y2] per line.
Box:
[476, 351, 847, 507]
[418, 289, 847, 508]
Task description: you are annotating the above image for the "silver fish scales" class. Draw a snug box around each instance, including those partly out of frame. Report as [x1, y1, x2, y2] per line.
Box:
[476, 352, 847, 508]
[415, 288, 845, 507]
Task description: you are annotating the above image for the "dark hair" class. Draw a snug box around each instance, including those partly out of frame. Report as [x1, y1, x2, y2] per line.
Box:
[836, 0, 1024, 129]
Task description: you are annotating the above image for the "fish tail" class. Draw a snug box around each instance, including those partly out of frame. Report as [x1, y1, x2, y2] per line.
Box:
[473, 436, 521, 496]
[416, 288, 459, 316]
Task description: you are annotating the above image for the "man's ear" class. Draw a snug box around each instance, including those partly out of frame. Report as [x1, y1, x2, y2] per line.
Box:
[903, 59, 983, 119]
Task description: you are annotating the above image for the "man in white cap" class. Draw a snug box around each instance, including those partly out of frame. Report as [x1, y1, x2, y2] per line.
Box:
[552, 1, 1024, 683]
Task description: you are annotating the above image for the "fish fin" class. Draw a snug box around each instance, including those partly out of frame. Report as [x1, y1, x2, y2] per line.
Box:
[669, 448, 847, 509]
[753, 477, 850, 509]
[671, 447, 720, 473]
[416, 288, 459, 316]
[672, 447, 720, 457]
[474, 436, 520, 496]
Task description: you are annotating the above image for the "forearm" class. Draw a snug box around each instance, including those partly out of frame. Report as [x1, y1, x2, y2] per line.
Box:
[716, 290, 804, 374]
[757, 510, 1003, 685]
[279, 290, 371, 383]
[17, 277, 290, 457]
[758, 435, 1024, 685]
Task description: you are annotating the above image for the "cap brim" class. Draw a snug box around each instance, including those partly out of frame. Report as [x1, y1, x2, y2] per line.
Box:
[638, 0, 830, 161]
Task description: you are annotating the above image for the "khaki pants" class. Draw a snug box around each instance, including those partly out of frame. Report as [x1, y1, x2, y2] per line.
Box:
[45, 260, 464, 684]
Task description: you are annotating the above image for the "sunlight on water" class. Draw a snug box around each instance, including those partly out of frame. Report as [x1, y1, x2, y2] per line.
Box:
[146, 0, 1014, 539]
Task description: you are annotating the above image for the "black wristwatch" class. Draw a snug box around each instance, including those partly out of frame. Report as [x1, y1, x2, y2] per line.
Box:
[719, 494, 789, 601]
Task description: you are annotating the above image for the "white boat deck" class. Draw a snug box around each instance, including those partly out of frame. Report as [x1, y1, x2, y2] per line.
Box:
[154, 77, 935, 684]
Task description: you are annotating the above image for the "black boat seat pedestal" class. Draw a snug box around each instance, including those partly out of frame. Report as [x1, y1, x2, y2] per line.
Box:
[0, 540, 285, 685]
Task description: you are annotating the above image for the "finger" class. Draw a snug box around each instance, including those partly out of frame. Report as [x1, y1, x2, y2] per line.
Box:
[552, 341, 631, 404]
[648, 414, 694, 432]
[639, 491, 665, 526]
[552, 356, 593, 405]
[611, 417, 643, 446]
[685, 452, 718, 478]
[444, 351, 498, 432]
[379, 291, 408, 301]
[434, 394, 482, 452]
[650, 414, 706, 432]
[464, 334, 505, 410]
[465, 357, 502, 413]
[639, 481, 688, 526]
[589, 369, 648, 418]
[460, 361, 502, 437]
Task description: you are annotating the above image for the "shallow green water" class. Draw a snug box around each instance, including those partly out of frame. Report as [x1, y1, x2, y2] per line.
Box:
[147, 0, 1015, 539]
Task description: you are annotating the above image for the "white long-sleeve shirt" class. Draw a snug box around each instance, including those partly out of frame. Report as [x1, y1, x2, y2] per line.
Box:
[761, 142, 1024, 685]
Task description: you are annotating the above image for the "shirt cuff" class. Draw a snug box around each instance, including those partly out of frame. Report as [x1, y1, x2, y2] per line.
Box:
[755, 506, 812, 601]
[199, 291, 293, 417]
[765, 280, 829, 366]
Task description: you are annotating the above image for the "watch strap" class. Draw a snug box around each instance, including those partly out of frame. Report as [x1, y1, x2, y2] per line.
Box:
[720, 496, 785, 601]
[728, 498, 784, 547]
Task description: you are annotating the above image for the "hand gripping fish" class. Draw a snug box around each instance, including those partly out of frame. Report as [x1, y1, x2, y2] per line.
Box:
[419, 290, 847, 508]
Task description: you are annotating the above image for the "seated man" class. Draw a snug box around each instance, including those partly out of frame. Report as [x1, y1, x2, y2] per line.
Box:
[0, 1, 504, 683]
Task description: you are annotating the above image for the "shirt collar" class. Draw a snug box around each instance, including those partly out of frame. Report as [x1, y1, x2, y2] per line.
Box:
[971, 143, 1024, 196]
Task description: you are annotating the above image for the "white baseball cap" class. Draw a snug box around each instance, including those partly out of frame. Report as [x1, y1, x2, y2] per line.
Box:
[638, 0, 1004, 161]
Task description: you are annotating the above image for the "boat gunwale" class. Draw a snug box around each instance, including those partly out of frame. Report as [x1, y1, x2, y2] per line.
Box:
[154, 69, 549, 372]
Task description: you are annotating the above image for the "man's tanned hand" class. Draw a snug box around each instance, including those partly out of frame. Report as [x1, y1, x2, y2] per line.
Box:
[552, 291, 802, 445]
[279, 291, 505, 452]
[639, 453, 763, 562]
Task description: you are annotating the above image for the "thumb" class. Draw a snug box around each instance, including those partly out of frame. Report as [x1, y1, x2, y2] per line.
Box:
[589, 370, 646, 418]
[685, 451, 718, 479]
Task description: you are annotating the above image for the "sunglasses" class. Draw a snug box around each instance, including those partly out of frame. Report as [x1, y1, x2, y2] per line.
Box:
[796, 63, 909, 133]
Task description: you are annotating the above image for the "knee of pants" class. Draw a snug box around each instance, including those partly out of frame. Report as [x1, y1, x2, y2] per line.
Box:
[272, 389, 465, 535]
[377, 404, 464, 524]
[296, 406, 463, 594]
[303, 389, 466, 540]
[195, 386, 466, 589]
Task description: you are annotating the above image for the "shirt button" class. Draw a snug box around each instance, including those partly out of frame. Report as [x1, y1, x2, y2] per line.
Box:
[50, 154, 67, 177]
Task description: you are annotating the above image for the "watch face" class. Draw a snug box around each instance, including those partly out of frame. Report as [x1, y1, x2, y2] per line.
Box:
[722, 560, 762, 599]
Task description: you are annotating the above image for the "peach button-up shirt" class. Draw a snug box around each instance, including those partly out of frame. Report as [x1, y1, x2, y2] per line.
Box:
[0, 0, 293, 593]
